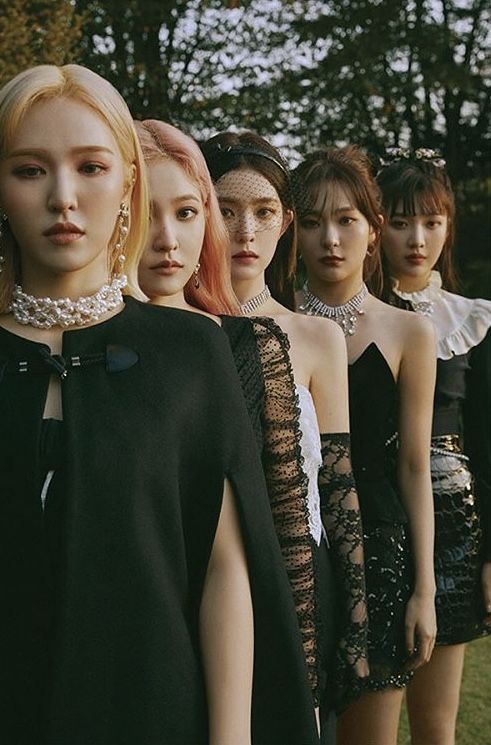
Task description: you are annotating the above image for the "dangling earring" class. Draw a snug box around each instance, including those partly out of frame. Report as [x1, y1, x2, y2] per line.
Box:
[0, 212, 7, 274]
[114, 203, 129, 277]
[193, 262, 201, 289]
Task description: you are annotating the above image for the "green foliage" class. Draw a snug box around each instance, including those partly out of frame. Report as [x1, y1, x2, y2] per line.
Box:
[398, 638, 491, 744]
[0, 0, 84, 88]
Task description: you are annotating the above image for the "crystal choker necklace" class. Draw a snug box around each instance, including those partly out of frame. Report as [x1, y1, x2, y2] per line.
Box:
[240, 285, 271, 315]
[9, 275, 127, 329]
[299, 282, 369, 336]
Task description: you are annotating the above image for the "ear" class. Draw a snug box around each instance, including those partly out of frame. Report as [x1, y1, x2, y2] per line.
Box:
[368, 214, 383, 246]
[280, 209, 294, 237]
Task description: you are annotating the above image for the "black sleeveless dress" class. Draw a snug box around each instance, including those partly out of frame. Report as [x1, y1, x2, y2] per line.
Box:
[348, 343, 413, 691]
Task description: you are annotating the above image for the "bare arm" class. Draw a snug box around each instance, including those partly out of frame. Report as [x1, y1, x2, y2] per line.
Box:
[200, 478, 253, 745]
[397, 317, 437, 668]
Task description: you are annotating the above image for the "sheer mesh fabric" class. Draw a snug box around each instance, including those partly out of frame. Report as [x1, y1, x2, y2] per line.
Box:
[251, 317, 319, 702]
[319, 432, 369, 708]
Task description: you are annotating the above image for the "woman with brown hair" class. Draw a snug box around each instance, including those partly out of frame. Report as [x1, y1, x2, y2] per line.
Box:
[378, 148, 491, 745]
[293, 145, 437, 745]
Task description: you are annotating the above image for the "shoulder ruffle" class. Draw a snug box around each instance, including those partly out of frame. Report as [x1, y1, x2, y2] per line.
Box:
[392, 272, 491, 360]
[437, 294, 491, 360]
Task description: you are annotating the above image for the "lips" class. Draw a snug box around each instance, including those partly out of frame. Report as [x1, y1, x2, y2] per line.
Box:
[151, 259, 184, 270]
[232, 251, 259, 264]
[43, 222, 85, 245]
[406, 254, 426, 265]
[320, 256, 344, 265]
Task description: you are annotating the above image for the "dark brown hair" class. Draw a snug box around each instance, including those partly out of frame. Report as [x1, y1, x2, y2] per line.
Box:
[201, 130, 297, 309]
[376, 159, 457, 291]
[292, 145, 384, 296]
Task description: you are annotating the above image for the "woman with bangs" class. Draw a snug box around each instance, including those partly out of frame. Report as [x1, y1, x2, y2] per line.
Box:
[293, 145, 437, 745]
[0, 67, 320, 745]
[378, 150, 491, 745]
[135, 119, 330, 737]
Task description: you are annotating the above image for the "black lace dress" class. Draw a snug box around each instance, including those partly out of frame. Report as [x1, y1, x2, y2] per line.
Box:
[348, 343, 414, 691]
[222, 316, 369, 715]
[0, 299, 320, 745]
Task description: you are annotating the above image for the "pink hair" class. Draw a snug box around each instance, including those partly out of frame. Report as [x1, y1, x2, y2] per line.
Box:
[135, 119, 239, 315]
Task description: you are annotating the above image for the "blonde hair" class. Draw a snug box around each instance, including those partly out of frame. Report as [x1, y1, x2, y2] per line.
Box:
[0, 64, 148, 311]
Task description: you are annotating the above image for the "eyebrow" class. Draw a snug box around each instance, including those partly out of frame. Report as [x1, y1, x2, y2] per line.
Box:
[304, 206, 355, 216]
[172, 194, 201, 203]
[218, 196, 279, 206]
[6, 146, 116, 158]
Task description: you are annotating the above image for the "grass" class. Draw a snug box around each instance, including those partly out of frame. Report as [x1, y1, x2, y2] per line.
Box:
[398, 636, 491, 744]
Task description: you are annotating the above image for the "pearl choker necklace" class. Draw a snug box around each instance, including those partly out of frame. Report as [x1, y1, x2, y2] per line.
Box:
[9, 275, 127, 329]
[299, 282, 368, 336]
[240, 285, 271, 315]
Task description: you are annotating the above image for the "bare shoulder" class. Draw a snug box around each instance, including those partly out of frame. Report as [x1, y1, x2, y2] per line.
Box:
[288, 313, 345, 351]
[369, 297, 434, 344]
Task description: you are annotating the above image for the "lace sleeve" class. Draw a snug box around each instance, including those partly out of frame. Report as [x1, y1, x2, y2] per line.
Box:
[252, 317, 319, 703]
[319, 432, 369, 708]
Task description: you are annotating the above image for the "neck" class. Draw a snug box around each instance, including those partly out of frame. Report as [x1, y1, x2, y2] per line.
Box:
[307, 273, 365, 306]
[149, 291, 192, 311]
[232, 274, 267, 305]
[20, 264, 109, 301]
[394, 273, 432, 293]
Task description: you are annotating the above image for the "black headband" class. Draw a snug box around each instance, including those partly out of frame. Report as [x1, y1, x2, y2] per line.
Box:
[207, 142, 289, 176]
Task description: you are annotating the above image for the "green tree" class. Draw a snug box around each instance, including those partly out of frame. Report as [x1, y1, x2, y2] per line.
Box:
[0, 0, 84, 87]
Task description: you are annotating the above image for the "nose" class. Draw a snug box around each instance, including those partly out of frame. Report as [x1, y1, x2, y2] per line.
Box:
[47, 171, 77, 214]
[234, 212, 256, 245]
[321, 221, 340, 250]
[408, 223, 425, 250]
[152, 219, 178, 252]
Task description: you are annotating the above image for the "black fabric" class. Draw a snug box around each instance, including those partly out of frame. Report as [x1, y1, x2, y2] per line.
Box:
[222, 314, 322, 702]
[430, 436, 490, 644]
[318, 432, 369, 711]
[348, 343, 407, 525]
[432, 353, 469, 437]
[464, 328, 491, 562]
[348, 344, 413, 692]
[0, 298, 318, 745]
[389, 290, 491, 632]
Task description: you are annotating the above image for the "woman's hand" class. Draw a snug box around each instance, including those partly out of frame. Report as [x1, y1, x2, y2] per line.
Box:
[482, 561, 491, 626]
[404, 591, 437, 670]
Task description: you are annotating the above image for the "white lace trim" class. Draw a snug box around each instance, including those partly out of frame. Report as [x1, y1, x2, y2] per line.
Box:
[393, 270, 491, 360]
[296, 384, 323, 545]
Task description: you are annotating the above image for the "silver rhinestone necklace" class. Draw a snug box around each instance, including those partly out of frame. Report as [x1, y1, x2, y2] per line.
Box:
[299, 282, 369, 336]
[240, 285, 271, 315]
[8, 275, 127, 329]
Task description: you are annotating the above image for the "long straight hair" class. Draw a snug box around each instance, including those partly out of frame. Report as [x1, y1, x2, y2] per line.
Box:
[292, 145, 384, 296]
[136, 120, 239, 315]
[376, 160, 458, 292]
[0, 64, 148, 311]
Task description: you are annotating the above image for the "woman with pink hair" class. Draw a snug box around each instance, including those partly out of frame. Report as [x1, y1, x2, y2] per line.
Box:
[136, 119, 332, 737]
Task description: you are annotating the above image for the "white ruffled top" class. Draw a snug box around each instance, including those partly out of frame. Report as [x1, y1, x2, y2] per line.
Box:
[392, 270, 491, 361]
[296, 384, 324, 546]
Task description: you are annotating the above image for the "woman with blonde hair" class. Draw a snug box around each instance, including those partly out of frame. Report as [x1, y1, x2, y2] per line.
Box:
[0, 65, 319, 745]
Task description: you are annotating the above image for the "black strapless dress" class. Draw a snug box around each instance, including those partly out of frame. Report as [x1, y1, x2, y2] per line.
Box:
[349, 343, 413, 691]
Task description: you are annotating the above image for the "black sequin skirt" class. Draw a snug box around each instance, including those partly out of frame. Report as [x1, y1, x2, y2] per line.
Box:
[431, 435, 490, 645]
[363, 522, 414, 692]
